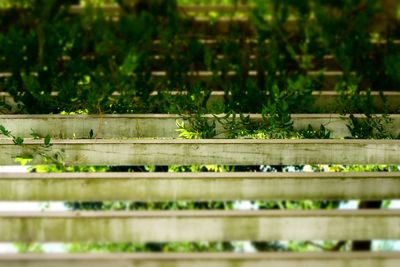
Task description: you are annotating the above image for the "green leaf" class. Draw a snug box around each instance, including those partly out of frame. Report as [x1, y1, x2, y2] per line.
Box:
[15, 155, 33, 166]
[44, 134, 51, 147]
[13, 137, 24, 145]
[0, 124, 11, 137]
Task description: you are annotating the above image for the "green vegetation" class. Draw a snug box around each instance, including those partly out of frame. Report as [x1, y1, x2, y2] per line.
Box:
[0, 0, 398, 114]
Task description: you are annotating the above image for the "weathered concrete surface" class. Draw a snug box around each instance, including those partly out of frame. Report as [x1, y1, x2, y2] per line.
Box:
[0, 210, 399, 242]
[0, 172, 399, 201]
[1, 114, 399, 139]
[1, 252, 400, 267]
[0, 139, 399, 165]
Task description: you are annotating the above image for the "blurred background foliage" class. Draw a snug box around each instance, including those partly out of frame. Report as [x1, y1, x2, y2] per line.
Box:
[0, 0, 398, 114]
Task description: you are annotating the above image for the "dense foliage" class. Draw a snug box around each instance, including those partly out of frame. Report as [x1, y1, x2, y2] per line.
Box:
[0, 0, 399, 114]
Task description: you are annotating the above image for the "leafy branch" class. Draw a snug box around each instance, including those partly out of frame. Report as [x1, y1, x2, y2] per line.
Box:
[0, 124, 64, 167]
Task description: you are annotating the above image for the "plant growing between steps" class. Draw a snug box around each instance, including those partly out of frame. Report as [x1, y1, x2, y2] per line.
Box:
[0, 124, 64, 167]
